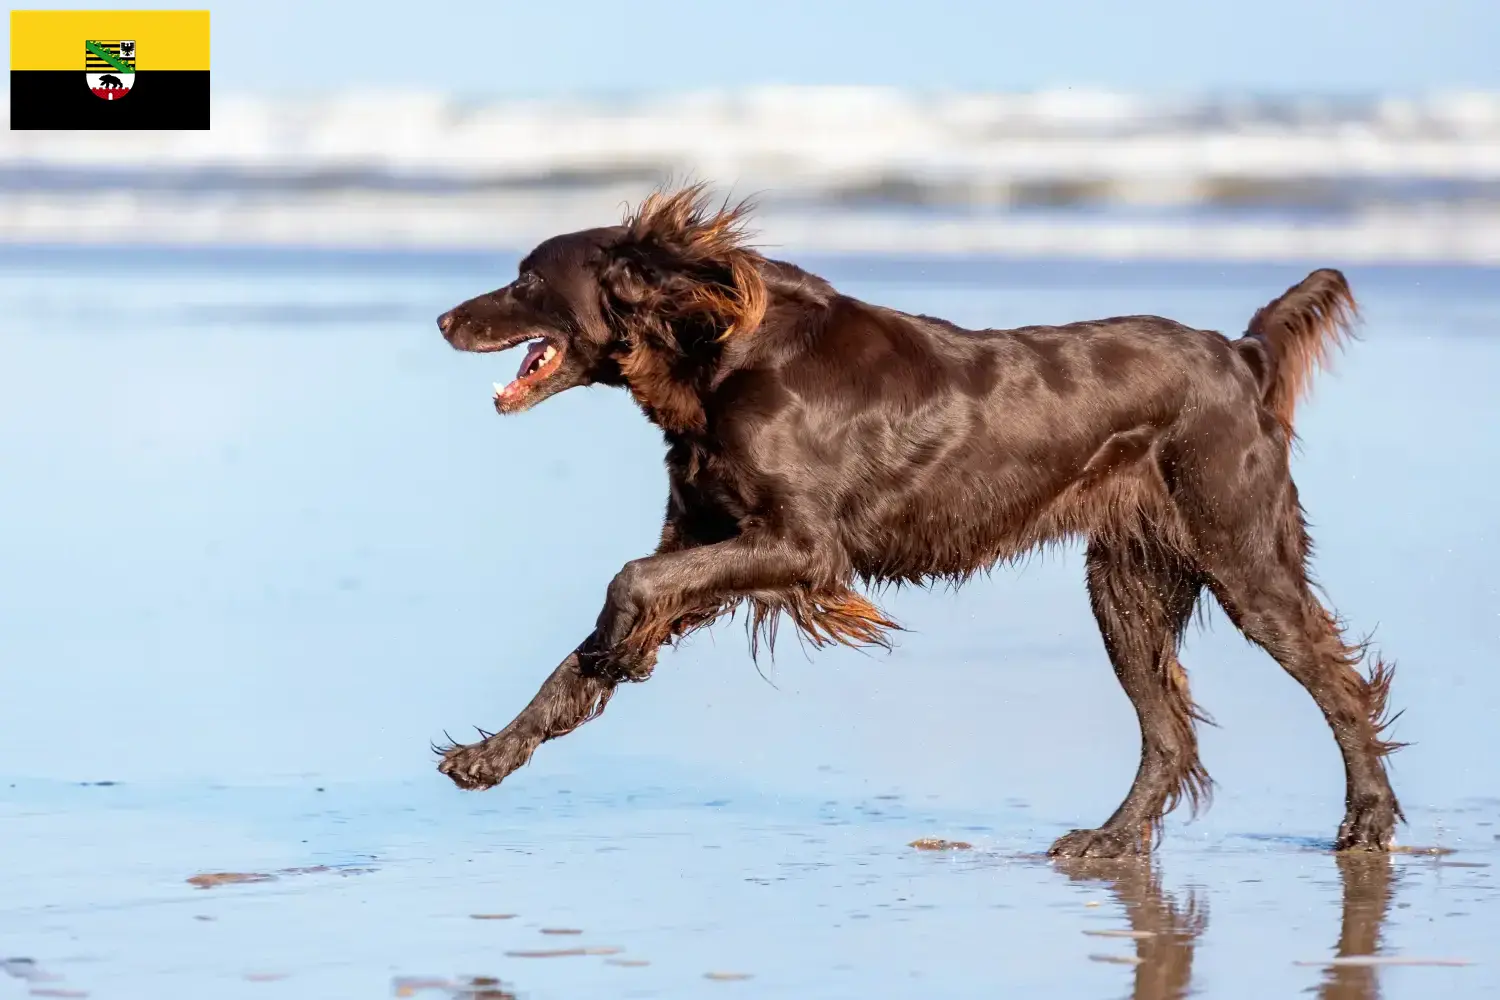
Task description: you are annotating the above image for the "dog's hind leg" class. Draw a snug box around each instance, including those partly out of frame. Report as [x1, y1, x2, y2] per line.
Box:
[1191, 496, 1402, 851]
[1049, 536, 1210, 859]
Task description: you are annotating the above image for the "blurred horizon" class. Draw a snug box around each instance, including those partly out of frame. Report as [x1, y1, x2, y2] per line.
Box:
[5, 84, 1500, 264]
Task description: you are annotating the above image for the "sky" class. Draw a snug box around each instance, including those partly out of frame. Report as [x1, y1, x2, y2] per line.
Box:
[4, 0, 1497, 96]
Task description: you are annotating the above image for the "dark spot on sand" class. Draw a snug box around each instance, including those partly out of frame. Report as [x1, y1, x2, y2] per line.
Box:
[508, 945, 619, 959]
[606, 958, 650, 967]
[468, 978, 500, 986]
[1, 958, 40, 980]
[469, 914, 517, 920]
[392, 975, 454, 996]
[704, 972, 753, 981]
[539, 928, 582, 935]
[187, 864, 375, 889]
[909, 838, 973, 851]
[187, 872, 277, 888]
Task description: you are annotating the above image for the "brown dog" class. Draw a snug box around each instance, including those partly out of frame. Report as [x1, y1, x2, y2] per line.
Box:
[434, 184, 1402, 857]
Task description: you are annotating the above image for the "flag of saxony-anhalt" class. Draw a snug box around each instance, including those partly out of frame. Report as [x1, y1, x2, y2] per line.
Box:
[10, 10, 210, 129]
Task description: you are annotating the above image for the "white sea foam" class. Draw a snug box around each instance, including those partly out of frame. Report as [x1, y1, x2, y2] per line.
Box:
[4, 87, 1500, 261]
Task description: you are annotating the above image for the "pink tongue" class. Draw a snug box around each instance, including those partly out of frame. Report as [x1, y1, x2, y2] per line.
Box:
[516, 340, 549, 380]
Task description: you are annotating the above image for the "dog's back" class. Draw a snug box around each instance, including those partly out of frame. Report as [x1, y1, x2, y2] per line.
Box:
[746, 295, 1263, 584]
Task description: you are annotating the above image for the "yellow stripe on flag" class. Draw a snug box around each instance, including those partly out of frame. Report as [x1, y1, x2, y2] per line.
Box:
[10, 9, 210, 71]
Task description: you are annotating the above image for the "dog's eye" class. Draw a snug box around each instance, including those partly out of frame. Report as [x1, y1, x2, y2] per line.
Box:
[515, 271, 543, 293]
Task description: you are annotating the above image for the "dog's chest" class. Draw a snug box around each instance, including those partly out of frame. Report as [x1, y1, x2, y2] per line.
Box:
[667, 449, 758, 538]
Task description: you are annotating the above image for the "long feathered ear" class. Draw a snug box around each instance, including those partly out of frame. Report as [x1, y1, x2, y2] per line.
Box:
[598, 185, 769, 435]
[605, 183, 768, 340]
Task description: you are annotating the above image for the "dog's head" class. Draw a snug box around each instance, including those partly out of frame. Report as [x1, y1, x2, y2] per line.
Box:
[437, 185, 767, 430]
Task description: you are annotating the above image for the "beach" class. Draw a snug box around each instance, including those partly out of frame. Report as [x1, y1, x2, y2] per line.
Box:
[1, 247, 1496, 998]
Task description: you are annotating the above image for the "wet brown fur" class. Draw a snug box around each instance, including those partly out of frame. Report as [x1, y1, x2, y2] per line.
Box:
[610, 186, 769, 433]
[434, 185, 1403, 857]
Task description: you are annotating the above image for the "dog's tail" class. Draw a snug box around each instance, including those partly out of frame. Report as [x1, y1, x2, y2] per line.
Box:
[1235, 268, 1359, 444]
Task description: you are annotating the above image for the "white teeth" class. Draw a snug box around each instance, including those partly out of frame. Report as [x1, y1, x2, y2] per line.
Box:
[541, 345, 557, 363]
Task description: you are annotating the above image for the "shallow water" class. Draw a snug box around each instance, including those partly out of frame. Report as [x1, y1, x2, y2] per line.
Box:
[1, 249, 1497, 998]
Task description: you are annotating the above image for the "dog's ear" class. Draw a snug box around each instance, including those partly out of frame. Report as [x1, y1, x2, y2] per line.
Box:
[604, 184, 768, 341]
[597, 185, 767, 434]
[600, 253, 655, 310]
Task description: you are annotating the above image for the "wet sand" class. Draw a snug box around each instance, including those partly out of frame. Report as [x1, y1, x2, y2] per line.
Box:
[3, 776, 1494, 998]
[1, 251, 1497, 998]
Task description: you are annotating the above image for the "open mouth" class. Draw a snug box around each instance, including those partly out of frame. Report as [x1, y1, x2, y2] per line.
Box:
[492, 338, 564, 407]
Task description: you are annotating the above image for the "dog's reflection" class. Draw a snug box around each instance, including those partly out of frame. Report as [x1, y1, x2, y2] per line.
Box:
[1053, 853, 1395, 1000]
[1053, 858, 1206, 1000]
[1318, 854, 1398, 1000]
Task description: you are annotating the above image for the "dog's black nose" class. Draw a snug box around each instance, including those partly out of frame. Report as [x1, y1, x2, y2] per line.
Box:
[437, 309, 457, 334]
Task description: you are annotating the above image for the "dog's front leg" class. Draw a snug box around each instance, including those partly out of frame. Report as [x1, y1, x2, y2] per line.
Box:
[586, 535, 811, 680]
[438, 535, 806, 790]
[437, 640, 616, 790]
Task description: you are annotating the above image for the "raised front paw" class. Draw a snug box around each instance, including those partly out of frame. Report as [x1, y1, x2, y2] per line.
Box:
[1048, 826, 1148, 859]
[437, 731, 538, 790]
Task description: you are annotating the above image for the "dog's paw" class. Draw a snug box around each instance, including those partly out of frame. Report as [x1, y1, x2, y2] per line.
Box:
[437, 733, 537, 790]
[1047, 827, 1147, 860]
[1334, 795, 1398, 852]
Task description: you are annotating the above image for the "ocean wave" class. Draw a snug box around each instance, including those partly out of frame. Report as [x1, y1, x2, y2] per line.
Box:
[3, 87, 1499, 261]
